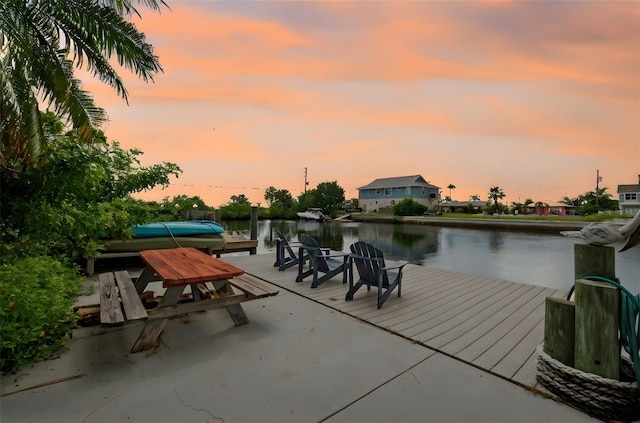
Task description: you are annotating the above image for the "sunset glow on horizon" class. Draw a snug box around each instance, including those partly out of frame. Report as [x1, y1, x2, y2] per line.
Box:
[85, 0, 639, 208]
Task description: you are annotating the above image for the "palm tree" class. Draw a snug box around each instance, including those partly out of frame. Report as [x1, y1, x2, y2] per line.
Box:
[0, 0, 167, 173]
[523, 198, 534, 214]
[447, 184, 456, 200]
[488, 186, 505, 207]
[264, 186, 277, 206]
[559, 196, 575, 206]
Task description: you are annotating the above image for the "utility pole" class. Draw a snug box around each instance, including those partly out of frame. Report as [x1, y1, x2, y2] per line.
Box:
[595, 169, 602, 208]
[304, 167, 309, 194]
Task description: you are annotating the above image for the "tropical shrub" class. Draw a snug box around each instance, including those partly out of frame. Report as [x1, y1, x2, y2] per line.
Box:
[219, 201, 252, 220]
[0, 256, 83, 374]
[393, 198, 427, 216]
[1, 131, 181, 261]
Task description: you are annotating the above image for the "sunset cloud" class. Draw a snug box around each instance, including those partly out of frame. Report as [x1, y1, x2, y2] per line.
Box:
[82, 1, 639, 207]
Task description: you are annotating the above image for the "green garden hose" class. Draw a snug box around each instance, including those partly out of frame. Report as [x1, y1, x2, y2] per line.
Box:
[566, 276, 640, 391]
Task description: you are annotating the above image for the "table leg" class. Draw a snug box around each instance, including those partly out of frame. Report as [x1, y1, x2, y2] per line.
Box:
[212, 280, 249, 325]
[134, 266, 158, 294]
[130, 286, 185, 353]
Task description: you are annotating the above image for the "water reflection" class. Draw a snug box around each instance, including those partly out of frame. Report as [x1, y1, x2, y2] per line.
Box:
[222, 219, 639, 293]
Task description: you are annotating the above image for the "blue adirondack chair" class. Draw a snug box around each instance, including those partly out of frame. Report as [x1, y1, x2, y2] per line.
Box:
[273, 230, 307, 271]
[346, 241, 408, 309]
[295, 233, 349, 288]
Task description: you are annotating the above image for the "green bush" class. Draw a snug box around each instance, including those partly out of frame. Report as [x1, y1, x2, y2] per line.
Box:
[0, 257, 83, 374]
[393, 198, 427, 216]
[1, 124, 181, 261]
[219, 202, 252, 220]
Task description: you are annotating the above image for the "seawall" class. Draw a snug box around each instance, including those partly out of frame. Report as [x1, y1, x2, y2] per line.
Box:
[349, 214, 589, 234]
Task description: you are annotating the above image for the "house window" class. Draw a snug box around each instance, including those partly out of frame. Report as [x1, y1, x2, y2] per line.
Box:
[376, 189, 381, 195]
[406, 187, 410, 195]
[384, 188, 391, 196]
[625, 193, 638, 201]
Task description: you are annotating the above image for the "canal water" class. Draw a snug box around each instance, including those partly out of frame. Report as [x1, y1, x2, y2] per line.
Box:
[223, 219, 639, 294]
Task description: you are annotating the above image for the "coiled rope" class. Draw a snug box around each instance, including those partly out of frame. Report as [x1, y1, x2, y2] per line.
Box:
[566, 276, 640, 391]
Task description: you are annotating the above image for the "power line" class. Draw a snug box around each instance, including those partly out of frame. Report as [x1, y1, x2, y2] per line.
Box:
[173, 184, 263, 190]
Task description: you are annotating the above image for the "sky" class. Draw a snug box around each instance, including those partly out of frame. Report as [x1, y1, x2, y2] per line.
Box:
[84, 0, 640, 208]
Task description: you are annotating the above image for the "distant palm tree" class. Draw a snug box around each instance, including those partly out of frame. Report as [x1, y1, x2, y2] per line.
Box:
[469, 194, 481, 201]
[264, 186, 277, 205]
[447, 184, 456, 199]
[488, 186, 505, 207]
[0, 0, 167, 173]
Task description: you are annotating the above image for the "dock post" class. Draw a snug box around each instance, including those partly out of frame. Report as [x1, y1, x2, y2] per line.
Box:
[574, 278, 620, 379]
[543, 297, 575, 366]
[572, 244, 619, 379]
[250, 206, 258, 255]
[574, 244, 615, 281]
[213, 209, 221, 223]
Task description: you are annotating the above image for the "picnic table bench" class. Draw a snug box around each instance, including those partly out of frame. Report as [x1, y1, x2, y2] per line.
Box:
[99, 270, 148, 325]
[98, 247, 278, 353]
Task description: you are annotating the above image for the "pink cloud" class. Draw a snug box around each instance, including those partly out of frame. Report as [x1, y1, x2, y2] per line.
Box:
[75, 1, 638, 208]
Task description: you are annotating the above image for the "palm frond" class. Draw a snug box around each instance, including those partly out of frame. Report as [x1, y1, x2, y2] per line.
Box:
[0, 54, 46, 172]
[98, 0, 169, 17]
[0, 0, 166, 169]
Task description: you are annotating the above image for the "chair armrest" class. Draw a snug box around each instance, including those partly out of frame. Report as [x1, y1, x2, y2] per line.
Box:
[381, 260, 408, 271]
[279, 240, 303, 247]
[321, 252, 350, 259]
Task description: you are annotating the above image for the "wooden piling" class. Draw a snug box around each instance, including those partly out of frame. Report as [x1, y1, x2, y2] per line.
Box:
[250, 206, 258, 255]
[574, 278, 620, 379]
[574, 244, 616, 281]
[543, 297, 575, 366]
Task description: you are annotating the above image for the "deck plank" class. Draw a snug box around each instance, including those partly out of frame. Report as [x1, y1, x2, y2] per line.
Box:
[222, 252, 568, 394]
[453, 285, 548, 360]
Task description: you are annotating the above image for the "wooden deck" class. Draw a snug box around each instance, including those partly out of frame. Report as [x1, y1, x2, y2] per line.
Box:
[224, 253, 567, 392]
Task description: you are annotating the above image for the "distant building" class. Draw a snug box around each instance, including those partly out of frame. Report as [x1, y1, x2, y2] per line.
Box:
[617, 175, 640, 215]
[526, 204, 577, 216]
[438, 200, 488, 214]
[357, 175, 440, 212]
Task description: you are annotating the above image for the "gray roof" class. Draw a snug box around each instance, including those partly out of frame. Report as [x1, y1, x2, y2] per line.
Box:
[358, 175, 440, 190]
[617, 184, 640, 193]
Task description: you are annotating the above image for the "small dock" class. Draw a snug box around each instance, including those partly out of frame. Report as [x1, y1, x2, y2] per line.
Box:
[223, 253, 567, 392]
[86, 233, 257, 275]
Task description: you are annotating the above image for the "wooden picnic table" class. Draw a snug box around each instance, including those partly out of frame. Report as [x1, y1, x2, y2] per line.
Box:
[125, 247, 278, 353]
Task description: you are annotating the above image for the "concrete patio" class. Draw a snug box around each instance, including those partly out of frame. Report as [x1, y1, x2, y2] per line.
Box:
[1, 273, 598, 422]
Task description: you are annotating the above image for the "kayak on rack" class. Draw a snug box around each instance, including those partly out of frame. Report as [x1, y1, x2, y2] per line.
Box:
[131, 220, 225, 238]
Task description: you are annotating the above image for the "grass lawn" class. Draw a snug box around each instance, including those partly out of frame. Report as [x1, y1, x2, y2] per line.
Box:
[355, 212, 629, 223]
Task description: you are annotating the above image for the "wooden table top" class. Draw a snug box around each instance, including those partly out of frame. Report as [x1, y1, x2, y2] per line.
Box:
[139, 247, 245, 288]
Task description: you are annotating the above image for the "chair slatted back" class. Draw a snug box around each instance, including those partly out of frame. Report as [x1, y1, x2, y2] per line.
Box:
[300, 233, 329, 272]
[275, 230, 297, 258]
[350, 241, 389, 287]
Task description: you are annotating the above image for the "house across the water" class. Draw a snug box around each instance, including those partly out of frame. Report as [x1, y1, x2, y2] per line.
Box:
[525, 204, 577, 216]
[438, 200, 488, 214]
[357, 175, 440, 212]
[617, 175, 640, 216]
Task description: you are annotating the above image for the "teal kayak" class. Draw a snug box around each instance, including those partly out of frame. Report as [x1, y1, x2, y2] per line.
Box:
[131, 221, 225, 238]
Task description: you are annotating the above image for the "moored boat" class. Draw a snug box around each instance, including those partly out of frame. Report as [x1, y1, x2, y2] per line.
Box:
[296, 208, 330, 222]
